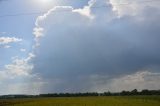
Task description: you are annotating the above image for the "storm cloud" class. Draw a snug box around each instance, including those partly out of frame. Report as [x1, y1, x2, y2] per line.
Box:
[32, 0, 160, 93]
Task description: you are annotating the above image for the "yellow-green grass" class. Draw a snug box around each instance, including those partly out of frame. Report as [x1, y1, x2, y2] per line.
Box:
[0, 96, 160, 106]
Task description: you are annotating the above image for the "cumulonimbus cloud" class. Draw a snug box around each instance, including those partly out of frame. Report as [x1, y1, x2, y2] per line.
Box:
[32, 0, 160, 93]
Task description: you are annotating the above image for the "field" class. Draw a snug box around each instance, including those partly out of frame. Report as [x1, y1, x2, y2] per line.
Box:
[0, 96, 160, 106]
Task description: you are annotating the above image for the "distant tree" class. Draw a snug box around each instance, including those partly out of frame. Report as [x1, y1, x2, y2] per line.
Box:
[103, 91, 111, 96]
[131, 89, 138, 95]
[141, 89, 149, 95]
[120, 90, 130, 96]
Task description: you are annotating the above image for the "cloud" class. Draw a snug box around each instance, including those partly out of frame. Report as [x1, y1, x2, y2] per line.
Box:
[31, 0, 160, 93]
[33, 27, 44, 38]
[108, 71, 160, 92]
[0, 32, 6, 34]
[20, 48, 26, 52]
[0, 53, 40, 95]
[110, 0, 160, 16]
[1, 53, 34, 78]
[5, 58, 32, 76]
[0, 37, 22, 49]
[0, 37, 22, 45]
[89, 71, 160, 92]
[3, 45, 11, 48]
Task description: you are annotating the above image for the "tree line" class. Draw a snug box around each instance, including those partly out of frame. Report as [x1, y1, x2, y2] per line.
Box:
[39, 89, 160, 97]
[1, 89, 160, 99]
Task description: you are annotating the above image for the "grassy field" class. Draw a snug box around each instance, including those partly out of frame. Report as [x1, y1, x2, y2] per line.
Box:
[0, 96, 160, 106]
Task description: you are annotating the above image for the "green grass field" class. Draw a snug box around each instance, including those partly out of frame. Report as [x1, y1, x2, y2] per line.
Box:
[0, 96, 160, 106]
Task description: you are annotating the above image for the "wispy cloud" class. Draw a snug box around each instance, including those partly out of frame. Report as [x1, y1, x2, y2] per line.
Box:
[4, 45, 11, 48]
[0, 37, 22, 45]
[0, 32, 6, 34]
[20, 48, 26, 52]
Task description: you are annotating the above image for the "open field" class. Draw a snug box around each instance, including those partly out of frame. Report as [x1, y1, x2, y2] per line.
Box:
[0, 96, 160, 106]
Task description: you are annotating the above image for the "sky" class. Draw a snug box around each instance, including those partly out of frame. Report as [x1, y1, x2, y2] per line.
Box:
[0, 0, 160, 95]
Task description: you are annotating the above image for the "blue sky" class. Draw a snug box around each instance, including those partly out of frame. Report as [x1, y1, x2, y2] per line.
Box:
[0, 0, 160, 95]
